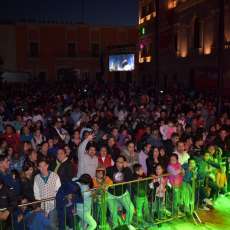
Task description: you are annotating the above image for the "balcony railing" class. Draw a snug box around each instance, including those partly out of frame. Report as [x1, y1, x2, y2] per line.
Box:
[176, 0, 206, 12]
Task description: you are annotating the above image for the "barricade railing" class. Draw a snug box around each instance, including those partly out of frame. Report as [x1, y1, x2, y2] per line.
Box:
[0, 174, 208, 230]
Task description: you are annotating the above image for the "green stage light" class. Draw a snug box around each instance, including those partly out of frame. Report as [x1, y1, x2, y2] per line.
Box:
[141, 27, 146, 35]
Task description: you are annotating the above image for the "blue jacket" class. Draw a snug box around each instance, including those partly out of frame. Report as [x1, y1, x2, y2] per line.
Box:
[25, 210, 52, 230]
[13, 208, 30, 230]
[0, 171, 20, 195]
[56, 182, 83, 230]
[183, 163, 197, 185]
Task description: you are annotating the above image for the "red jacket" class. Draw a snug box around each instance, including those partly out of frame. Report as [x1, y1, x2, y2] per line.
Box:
[98, 154, 113, 168]
[2, 133, 20, 152]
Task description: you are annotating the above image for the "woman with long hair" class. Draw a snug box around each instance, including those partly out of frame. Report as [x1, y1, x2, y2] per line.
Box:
[146, 147, 160, 176]
[20, 162, 35, 201]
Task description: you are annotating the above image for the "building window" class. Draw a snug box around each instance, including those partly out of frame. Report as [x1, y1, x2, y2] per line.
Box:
[91, 43, 100, 57]
[147, 1, 154, 14]
[141, 6, 146, 18]
[147, 43, 153, 56]
[140, 43, 152, 57]
[174, 31, 178, 54]
[68, 43, 76, 57]
[29, 42, 39, 57]
[141, 46, 147, 57]
[38, 72, 47, 81]
[194, 18, 202, 49]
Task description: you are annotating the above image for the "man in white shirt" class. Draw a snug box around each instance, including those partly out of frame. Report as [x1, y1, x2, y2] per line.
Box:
[174, 141, 190, 166]
[34, 159, 61, 229]
[77, 134, 98, 178]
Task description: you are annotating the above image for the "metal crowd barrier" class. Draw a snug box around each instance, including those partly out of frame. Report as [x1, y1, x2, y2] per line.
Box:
[0, 173, 219, 230]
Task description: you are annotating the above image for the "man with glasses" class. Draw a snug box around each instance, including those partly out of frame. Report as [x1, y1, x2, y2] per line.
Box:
[106, 155, 134, 229]
[49, 117, 70, 144]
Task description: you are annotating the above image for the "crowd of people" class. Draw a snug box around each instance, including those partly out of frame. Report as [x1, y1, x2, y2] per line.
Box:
[0, 80, 229, 230]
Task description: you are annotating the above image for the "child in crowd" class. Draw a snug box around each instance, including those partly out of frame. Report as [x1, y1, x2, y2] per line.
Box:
[13, 197, 30, 230]
[182, 158, 197, 214]
[150, 164, 168, 220]
[167, 154, 184, 215]
[93, 167, 113, 228]
[93, 167, 113, 189]
[132, 164, 150, 224]
[216, 164, 228, 195]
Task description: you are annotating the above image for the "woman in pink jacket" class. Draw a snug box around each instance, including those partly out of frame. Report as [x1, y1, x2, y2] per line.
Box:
[167, 154, 184, 215]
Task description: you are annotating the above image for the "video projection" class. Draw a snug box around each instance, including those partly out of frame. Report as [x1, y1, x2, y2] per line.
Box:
[109, 54, 135, 72]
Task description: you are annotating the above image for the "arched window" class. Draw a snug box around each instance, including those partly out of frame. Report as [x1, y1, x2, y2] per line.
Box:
[194, 18, 202, 49]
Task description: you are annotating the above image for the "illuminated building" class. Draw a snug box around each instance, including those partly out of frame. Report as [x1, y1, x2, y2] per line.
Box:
[138, 0, 230, 93]
[0, 20, 137, 81]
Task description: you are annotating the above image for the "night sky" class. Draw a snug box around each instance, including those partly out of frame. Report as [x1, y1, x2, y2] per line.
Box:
[1, 0, 138, 26]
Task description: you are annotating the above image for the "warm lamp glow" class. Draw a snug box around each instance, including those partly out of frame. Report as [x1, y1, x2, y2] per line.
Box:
[146, 14, 151, 21]
[139, 17, 145, 25]
[146, 56, 152, 62]
[168, 0, 177, 9]
[138, 51, 144, 63]
[225, 32, 230, 42]
[225, 43, 230, 49]
[203, 35, 213, 55]
[139, 58, 144, 63]
[180, 50, 187, 58]
[204, 46, 212, 55]
[178, 29, 188, 58]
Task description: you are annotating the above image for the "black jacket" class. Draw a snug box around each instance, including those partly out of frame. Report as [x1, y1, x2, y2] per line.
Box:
[146, 157, 159, 176]
[106, 166, 133, 196]
[51, 159, 74, 184]
[20, 177, 35, 201]
[107, 146, 121, 162]
[0, 185, 17, 212]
